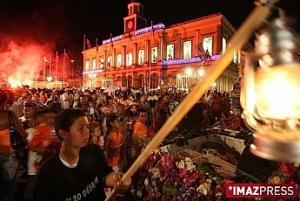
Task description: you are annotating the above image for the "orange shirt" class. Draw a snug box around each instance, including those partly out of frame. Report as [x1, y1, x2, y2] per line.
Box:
[29, 124, 59, 151]
[133, 121, 148, 140]
[0, 129, 13, 153]
[106, 131, 123, 167]
[108, 131, 123, 149]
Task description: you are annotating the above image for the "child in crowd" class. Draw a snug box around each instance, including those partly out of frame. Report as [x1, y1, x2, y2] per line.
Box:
[132, 109, 149, 141]
[104, 114, 124, 172]
[89, 122, 104, 149]
[128, 109, 151, 166]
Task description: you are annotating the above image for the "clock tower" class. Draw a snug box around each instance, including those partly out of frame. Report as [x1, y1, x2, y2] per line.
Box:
[124, 0, 147, 33]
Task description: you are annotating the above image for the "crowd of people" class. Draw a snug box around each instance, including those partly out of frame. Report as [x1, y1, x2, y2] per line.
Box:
[0, 86, 239, 201]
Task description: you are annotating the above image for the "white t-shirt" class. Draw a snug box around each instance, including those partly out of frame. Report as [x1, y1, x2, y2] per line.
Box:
[60, 93, 70, 109]
[26, 128, 41, 175]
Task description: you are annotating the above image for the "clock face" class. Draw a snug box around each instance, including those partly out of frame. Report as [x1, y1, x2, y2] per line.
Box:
[127, 21, 133, 29]
[126, 19, 135, 32]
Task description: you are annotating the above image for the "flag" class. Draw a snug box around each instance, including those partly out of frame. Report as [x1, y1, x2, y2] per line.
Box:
[151, 20, 154, 35]
[198, 43, 205, 56]
[96, 38, 98, 51]
[44, 57, 49, 63]
[49, 55, 52, 75]
[55, 51, 58, 81]
[110, 33, 113, 42]
[86, 38, 91, 49]
[64, 49, 69, 59]
[109, 33, 114, 47]
[129, 32, 132, 42]
[83, 34, 86, 51]
[205, 49, 210, 57]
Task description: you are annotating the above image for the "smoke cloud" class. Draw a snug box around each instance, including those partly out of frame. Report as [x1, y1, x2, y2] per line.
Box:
[0, 37, 54, 86]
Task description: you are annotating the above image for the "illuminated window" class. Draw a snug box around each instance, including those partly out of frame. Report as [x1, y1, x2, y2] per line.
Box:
[222, 37, 227, 54]
[166, 44, 174, 61]
[151, 47, 158, 63]
[107, 56, 112, 68]
[117, 54, 122, 67]
[138, 49, 144, 65]
[99, 57, 104, 68]
[92, 58, 96, 70]
[126, 52, 133, 66]
[85, 60, 90, 71]
[183, 40, 192, 59]
[202, 36, 213, 56]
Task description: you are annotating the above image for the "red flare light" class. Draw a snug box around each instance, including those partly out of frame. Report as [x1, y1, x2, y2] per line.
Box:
[0, 40, 51, 88]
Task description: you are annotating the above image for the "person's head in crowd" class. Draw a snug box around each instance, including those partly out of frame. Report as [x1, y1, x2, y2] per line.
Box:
[54, 109, 89, 148]
[23, 102, 34, 119]
[107, 113, 122, 133]
[138, 109, 148, 124]
[125, 103, 138, 118]
[79, 95, 88, 107]
[122, 93, 128, 101]
[88, 122, 101, 144]
[89, 122, 100, 136]
[159, 95, 170, 106]
[0, 89, 11, 110]
[140, 95, 147, 104]
[46, 92, 53, 100]
[54, 95, 60, 102]
[22, 92, 33, 103]
[107, 96, 113, 105]
[115, 90, 120, 97]
[135, 92, 141, 100]
[33, 93, 40, 102]
[116, 102, 124, 113]
[34, 109, 58, 127]
[130, 103, 138, 113]
[23, 85, 30, 91]
[88, 100, 95, 107]
[85, 104, 95, 123]
[52, 89, 57, 95]
[129, 94, 135, 101]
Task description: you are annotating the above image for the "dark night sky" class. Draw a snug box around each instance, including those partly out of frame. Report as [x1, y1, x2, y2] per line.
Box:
[0, 0, 298, 67]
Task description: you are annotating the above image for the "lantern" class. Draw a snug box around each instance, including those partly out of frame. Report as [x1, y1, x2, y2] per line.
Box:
[241, 12, 300, 162]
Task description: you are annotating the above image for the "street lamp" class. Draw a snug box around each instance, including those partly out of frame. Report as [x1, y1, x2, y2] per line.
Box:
[185, 68, 193, 89]
[241, 13, 300, 162]
[198, 69, 205, 77]
[185, 68, 193, 76]
[71, 60, 76, 79]
[198, 62, 205, 77]
[88, 72, 96, 89]
[46, 76, 53, 82]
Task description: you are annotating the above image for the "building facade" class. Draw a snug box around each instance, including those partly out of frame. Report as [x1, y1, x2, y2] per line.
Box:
[82, 0, 240, 91]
